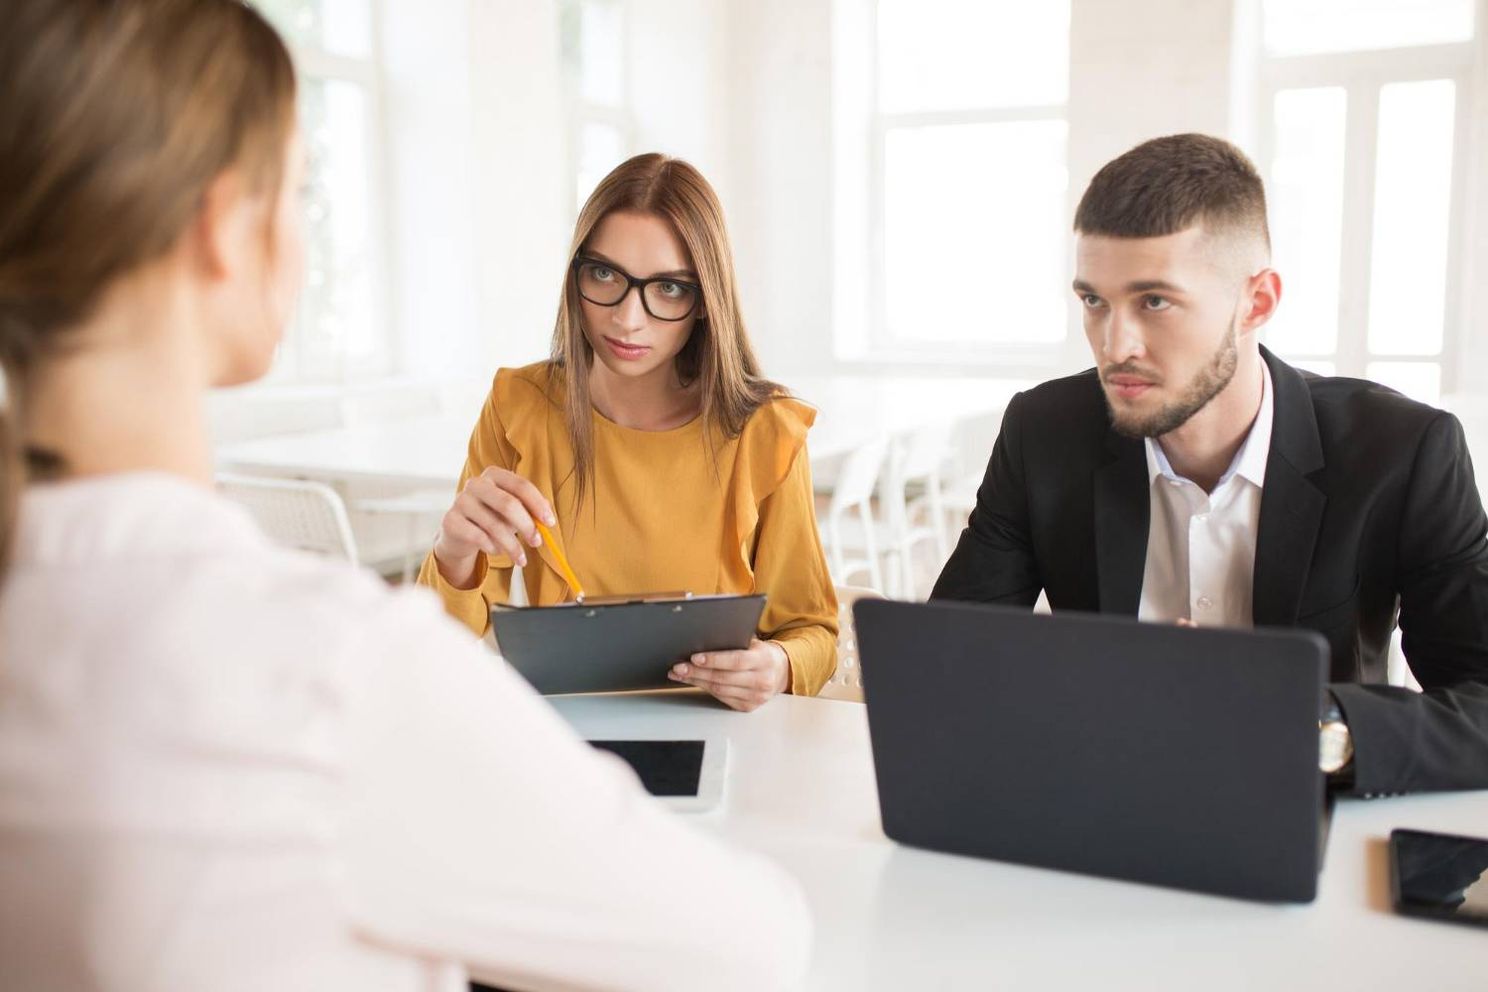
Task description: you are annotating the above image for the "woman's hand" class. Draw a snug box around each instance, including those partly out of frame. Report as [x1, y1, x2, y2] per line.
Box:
[432, 467, 555, 589]
[668, 638, 791, 712]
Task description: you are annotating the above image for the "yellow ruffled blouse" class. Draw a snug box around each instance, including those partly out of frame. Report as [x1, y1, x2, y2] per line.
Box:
[417, 362, 839, 696]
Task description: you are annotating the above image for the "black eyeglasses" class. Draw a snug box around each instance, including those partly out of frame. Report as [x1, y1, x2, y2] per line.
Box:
[571, 256, 702, 322]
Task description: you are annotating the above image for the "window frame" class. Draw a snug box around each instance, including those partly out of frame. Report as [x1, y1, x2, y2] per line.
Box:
[863, 2, 1072, 364]
[1256, 38, 1477, 397]
[267, 1, 396, 384]
[561, 0, 635, 222]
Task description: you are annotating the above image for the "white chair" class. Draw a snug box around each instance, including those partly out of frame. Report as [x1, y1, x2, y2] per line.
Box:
[353, 489, 449, 582]
[823, 436, 890, 593]
[818, 585, 882, 703]
[887, 421, 956, 598]
[215, 473, 358, 564]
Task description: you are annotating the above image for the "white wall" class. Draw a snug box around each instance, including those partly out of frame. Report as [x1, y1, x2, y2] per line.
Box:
[381, 0, 482, 379]
[1061, 0, 1247, 369]
[725, 0, 1259, 379]
[629, 0, 734, 199]
[467, 0, 569, 371]
[722, 0, 838, 376]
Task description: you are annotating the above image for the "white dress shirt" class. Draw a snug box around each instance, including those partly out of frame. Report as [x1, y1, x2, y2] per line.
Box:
[0, 473, 811, 992]
[1137, 362, 1274, 628]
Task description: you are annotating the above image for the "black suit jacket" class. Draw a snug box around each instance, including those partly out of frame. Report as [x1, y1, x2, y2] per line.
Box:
[931, 347, 1488, 795]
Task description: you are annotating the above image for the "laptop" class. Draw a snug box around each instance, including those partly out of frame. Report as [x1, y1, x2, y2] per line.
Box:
[854, 599, 1331, 902]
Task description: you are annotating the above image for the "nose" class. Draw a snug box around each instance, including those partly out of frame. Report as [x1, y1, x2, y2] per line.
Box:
[612, 284, 649, 333]
[1102, 307, 1145, 365]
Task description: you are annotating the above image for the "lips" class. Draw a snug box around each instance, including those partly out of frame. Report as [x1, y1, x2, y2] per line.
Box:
[603, 336, 651, 361]
[1104, 374, 1157, 401]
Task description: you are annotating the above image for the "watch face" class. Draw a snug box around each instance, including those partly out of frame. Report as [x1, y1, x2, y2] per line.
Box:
[1319, 721, 1353, 774]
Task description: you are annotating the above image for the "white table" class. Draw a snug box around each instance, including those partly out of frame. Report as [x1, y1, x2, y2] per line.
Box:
[550, 691, 1488, 992]
[216, 416, 474, 490]
[213, 375, 1027, 489]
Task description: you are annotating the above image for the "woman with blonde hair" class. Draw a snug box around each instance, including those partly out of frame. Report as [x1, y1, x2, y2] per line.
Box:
[420, 154, 838, 709]
[0, 2, 810, 988]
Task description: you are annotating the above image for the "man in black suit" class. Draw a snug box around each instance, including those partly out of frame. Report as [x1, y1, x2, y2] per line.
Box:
[932, 133, 1488, 795]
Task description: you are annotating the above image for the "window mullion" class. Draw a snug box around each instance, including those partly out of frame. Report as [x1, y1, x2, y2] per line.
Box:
[1335, 81, 1380, 379]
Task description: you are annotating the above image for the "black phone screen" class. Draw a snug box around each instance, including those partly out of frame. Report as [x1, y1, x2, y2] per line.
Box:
[1390, 828, 1488, 928]
[589, 740, 705, 797]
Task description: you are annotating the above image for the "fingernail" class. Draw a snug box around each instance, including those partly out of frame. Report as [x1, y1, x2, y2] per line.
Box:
[529, 533, 543, 547]
[691, 654, 704, 665]
[675, 664, 689, 676]
[517, 552, 527, 566]
[544, 511, 556, 525]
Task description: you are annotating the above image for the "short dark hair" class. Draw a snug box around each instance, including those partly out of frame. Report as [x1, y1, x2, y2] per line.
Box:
[1073, 133, 1270, 250]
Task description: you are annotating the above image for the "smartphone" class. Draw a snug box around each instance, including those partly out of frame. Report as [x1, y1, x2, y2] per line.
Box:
[1389, 828, 1488, 929]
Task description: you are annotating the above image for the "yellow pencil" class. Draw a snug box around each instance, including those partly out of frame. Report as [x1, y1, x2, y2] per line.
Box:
[534, 519, 586, 602]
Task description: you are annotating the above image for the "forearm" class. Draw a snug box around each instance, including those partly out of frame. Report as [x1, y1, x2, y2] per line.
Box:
[772, 624, 837, 696]
[1330, 680, 1488, 794]
[415, 549, 497, 636]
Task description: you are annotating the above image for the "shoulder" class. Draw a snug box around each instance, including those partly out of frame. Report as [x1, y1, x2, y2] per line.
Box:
[1299, 367, 1452, 452]
[1001, 369, 1114, 461]
[492, 361, 564, 413]
[1011, 368, 1106, 424]
[738, 393, 817, 452]
[724, 394, 818, 505]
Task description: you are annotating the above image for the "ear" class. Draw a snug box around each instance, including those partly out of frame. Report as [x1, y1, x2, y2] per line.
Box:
[187, 168, 252, 283]
[1239, 268, 1282, 338]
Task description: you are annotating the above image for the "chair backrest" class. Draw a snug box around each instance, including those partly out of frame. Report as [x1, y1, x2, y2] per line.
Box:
[215, 473, 359, 564]
[896, 420, 955, 483]
[828, 436, 889, 516]
[819, 585, 883, 702]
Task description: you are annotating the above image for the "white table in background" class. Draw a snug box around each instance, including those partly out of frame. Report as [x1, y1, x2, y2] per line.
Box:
[213, 375, 1028, 490]
[550, 690, 1488, 992]
[216, 416, 473, 490]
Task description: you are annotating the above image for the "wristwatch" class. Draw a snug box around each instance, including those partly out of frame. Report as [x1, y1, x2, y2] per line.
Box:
[1318, 697, 1354, 776]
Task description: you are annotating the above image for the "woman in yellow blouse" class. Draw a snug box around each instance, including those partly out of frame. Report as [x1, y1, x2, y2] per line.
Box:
[418, 153, 838, 709]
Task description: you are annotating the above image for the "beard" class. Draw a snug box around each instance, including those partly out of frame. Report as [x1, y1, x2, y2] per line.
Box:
[1105, 321, 1240, 439]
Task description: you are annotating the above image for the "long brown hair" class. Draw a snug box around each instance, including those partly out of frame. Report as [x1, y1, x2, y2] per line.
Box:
[0, 0, 297, 575]
[551, 153, 781, 511]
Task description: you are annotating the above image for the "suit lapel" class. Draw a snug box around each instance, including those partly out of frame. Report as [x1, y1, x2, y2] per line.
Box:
[1095, 431, 1149, 616]
[1252, 348, 1327, 627]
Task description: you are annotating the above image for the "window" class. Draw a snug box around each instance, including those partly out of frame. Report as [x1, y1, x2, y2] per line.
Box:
[561, 0, 632, 215]
[1259, 0, 1476, 404]
[869, 0, 1071, 356]
[255, 0, 390, 382]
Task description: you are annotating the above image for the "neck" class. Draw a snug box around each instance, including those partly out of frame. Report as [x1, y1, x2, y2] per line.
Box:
[1156, 347, 1265, 493]
[587, 357, 700, 431]
[24, 277, 214, 485]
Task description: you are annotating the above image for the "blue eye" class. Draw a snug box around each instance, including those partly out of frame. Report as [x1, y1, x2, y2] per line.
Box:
[590, 265, 615, 282]
[657, 281, 684, 298]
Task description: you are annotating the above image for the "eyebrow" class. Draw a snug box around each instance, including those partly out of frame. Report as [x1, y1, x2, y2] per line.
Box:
[1071, 279, 1186, 295]
[582, 249, 698, 282]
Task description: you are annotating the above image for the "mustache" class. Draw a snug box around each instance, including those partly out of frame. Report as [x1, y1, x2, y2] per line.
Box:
[1100, 361, 1163, 384]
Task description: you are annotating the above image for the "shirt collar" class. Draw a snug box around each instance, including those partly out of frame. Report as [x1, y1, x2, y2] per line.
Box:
[1145, 359, 1274, 489]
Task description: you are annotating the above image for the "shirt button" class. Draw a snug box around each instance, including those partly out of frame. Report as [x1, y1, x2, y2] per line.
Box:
[1197, 595, 1214, 610]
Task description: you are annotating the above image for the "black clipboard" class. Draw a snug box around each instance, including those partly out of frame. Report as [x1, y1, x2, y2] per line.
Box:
[490, 593, 767, 695]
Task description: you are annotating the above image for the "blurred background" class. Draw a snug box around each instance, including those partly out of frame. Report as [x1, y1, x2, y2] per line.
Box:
[212, 0, 1488, 604]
